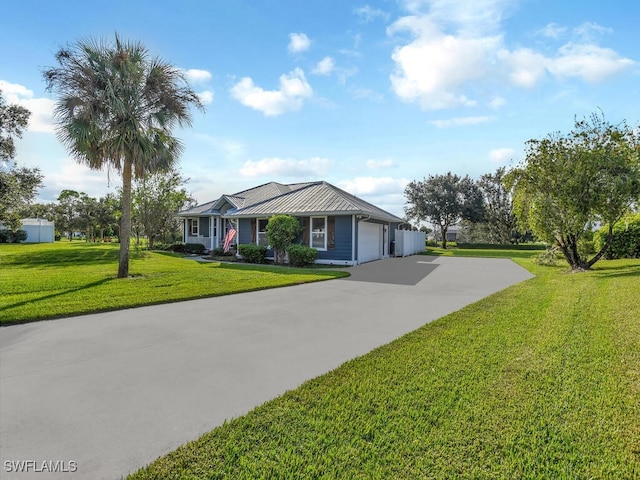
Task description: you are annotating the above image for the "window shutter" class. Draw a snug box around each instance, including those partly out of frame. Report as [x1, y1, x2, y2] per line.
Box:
[251, 219, 256, 243]
[301, 217, 309, 245]
[328, 216, 335, 249]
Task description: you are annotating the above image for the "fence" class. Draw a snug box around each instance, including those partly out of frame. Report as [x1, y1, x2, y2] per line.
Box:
[394, 229, 425, 257]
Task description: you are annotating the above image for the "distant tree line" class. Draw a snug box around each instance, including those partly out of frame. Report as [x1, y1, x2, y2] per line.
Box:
[405, 112, 640, 271]
[16, 169, 193, 247]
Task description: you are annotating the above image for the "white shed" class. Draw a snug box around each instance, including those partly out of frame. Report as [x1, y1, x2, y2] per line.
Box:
[21, 218, 55, 243]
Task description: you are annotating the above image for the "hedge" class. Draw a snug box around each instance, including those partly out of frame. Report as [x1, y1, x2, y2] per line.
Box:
[237, 244, 268, 264]
[170, 242, 206, 254]
[593, 215, 640, 259]
[455, 243, 547, 250]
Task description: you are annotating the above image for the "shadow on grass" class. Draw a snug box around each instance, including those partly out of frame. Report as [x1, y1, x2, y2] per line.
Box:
[588, 262, 640, 279]
[5, 244, 149, 268]
[1, 277, 113, 324]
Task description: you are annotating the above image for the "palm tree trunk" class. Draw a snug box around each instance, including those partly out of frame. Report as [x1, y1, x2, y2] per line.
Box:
[118, 159, 132, 278]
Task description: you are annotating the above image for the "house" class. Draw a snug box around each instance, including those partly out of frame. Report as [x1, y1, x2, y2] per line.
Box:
[177, 181, 404, 265]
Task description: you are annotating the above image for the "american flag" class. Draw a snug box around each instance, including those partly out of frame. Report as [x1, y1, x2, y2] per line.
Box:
[223, 228, 237, 252]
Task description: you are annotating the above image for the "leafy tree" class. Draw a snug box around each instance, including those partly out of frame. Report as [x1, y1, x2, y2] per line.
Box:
[95, 194, 120, 239]
[44, 34, 204, 277]
[20, 202, 56, 221]
[132, 169, 193, 249]
[55, 189, 82, 240]
[404, 172, 484, 249]
[0, 90, 31, 161]
[477, 167, 518, 244]
[266, 214, 302, 265]
[0, 163, 44, 231]
[507, 112, 640, 271]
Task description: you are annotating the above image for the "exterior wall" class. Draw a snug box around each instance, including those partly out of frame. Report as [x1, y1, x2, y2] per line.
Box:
[183, 216, 219, 250]
[316, 215, 352, 262]
[21, 219, 55, 243]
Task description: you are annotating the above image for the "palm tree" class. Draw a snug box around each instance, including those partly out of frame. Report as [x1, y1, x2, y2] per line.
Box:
[44, 35, 203, 277]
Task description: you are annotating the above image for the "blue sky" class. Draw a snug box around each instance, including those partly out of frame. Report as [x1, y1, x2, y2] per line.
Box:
[1, 0, 638, 217]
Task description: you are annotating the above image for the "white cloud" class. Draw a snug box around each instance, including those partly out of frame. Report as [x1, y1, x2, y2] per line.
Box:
[388, 2, 635, 109]
[549, 43, 635, 83]
[366, 159, 396, 169]
[239, 157, 333, 178]
[489, 147, 515, 163]
[430, 116, 493, 128]
[337, 176, 408, 196]
[230, 68, 313, 116]
[573, 22, 612, 41]
[388, 14, 501, 109]
[182, 69, 212, 84]
[0, 80, 56, 133]
[535, 23, 567, 39]
[499, 47, 548, 88]
[197, 90, 214, 105]
[288, 33, 311, 53]
[354, 5, 389, 22]
[312, 56, 335, 76]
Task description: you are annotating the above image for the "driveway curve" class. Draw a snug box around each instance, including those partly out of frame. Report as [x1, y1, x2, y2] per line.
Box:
[0, 256, 533, 479]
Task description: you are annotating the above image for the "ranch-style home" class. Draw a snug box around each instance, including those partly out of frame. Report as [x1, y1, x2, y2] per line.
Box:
[177, 181, 404, 265]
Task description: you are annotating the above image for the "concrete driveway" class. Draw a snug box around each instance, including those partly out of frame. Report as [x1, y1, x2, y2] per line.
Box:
[0, 255, 533, 479]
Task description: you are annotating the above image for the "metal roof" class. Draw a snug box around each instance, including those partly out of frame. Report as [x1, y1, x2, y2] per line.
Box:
[227, 181, 403, 222]
[178, 181, 403, 223]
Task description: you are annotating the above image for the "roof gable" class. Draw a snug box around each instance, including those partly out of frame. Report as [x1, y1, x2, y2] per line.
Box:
[178, 180, 402, 223]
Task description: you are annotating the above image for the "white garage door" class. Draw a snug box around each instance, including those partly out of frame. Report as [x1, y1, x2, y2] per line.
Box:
[358, 222, 382, 263]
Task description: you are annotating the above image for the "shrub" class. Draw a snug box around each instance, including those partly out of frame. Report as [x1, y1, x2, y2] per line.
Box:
[594, 214, 640, 259]
[534, 247, 562, 266]
[287, 244, 318, 267]
[0, 229, 27, 243]
[170, 242, 206, 254]
[238, 244, 268, 264]
[211, 247, 234, 257]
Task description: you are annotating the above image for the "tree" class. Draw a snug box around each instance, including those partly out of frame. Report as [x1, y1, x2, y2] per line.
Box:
[477, 167, 518, 244]
[95, 194, 120, 239]
[55, 189, 82, 240]
[132, 169, 193, 249]
[0, 90, 31, 161]
[0, 163, 44, 231]
[404, 172, 484, 249]
[507, 112, 640, 271]
[44, 34, 204, 277]
[266, 215, 302, 265]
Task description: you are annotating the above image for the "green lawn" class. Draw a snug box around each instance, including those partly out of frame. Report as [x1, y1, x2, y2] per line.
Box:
[0, 242, 348, 324]
[424, 246, 543, 259]
[129, 258, 640, 479]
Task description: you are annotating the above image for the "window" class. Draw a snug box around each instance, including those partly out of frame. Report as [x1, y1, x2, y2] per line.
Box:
[311, 216, 327, 250]
[188, 218, 198, 236]
[257, 218, 269, 246]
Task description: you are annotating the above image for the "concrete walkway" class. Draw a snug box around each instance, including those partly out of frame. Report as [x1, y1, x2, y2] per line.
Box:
[0, 256, 533, 479]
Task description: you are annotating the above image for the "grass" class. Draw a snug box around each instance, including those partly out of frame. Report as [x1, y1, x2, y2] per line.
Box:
[129, 257, 640, 479]
[424, 246, 542, 259]
[0, 242, 348, 324]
